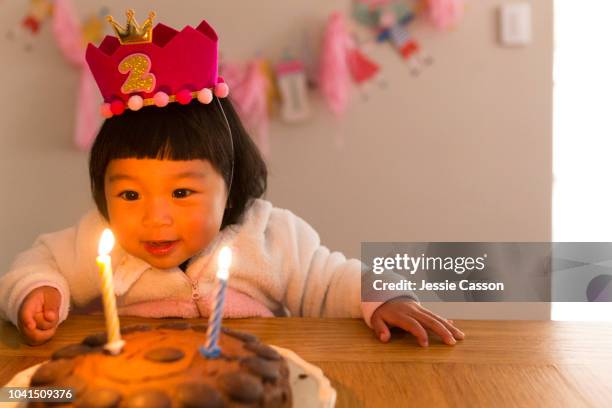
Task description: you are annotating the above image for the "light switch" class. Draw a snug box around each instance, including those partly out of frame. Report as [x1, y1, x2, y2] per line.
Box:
[499, 3, 532, 46]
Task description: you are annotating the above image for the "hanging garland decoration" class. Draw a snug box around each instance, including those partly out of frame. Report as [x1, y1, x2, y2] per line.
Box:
[221, 60, 272, 157]
[427, 0, 465, 30]
[319, 12, 352, 119]
[15, 0, 464, 154]
[51, 0, 108, 150]
[351, 0, 436, 75]
[22, 0, 54, 34]
[319, 0, 463, 117]
[5, 0, 53, 52]
[275, 58, 311, 123]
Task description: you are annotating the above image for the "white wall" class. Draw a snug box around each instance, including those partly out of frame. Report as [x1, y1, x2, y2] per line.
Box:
[0, 0, 553, 319]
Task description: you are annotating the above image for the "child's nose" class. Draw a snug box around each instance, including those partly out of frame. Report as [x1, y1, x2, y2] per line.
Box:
[142, 198, 173, 227]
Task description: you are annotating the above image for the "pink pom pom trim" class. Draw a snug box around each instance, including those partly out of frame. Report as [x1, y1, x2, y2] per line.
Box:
[153, 91, 170, 107]
[99, 84, 230, 117]
[110, 100, 125, 115]
[101, 103, 113, 118]
[176, 89, 193, 105]
[128, 95, 144, 111]
[214, 83, 229, 98]
[197, 88, 213, 104]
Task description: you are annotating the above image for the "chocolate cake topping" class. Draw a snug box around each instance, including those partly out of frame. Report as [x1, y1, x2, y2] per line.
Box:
[56, 374, 88, 398]
[52, 344, 94, 360]
[31, 359, 75, 385]
[30, 326, 292, 408]
[75, 388, 121, 408]
[81, 332, 107, 347]
[244, 342, 281, 361]
[122, 389, 171, 408]
[121, 324, 153, 334]
[240, 356, 281, 382]
[157, 321, 191, 330]
[191, 324, 208, 332]
[222, 327, 258, 343]
[175, 382, 224, 408]
[217, 371, 264, 403]
[144, 347, 185, 363]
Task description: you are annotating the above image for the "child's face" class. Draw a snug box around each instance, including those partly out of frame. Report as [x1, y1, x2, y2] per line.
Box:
[104, 158, 227, 269]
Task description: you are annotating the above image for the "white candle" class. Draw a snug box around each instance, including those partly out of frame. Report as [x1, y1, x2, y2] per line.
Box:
[96, 228, 124, 355]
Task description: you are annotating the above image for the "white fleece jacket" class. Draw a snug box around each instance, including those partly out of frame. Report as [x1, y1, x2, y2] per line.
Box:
[0, 199, 416, 329]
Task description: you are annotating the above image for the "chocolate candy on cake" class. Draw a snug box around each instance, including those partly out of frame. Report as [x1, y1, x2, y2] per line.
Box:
[144, 347, 185, 363]
[31, 359, 74, 386]
[75, 387, 122, 408]
[217, 371, 264, 403]
[28, 325, 292, 407]
[222, 326, 258, 343]
[51, 344, 95, 360]
[244, 341, 282, 361]
[157, 321, 191, 330]
[175, 382, 224, 408]
[81, 332, 107, 347]
[122, 389, 172, 408]
[240, 356, 281, 382]
[120, 324, 153, 334]
[192, 323, 208, 332]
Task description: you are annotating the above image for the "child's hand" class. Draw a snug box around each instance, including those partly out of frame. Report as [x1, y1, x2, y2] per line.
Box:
[371, 297, 465, 347]
[18, 286, 61, 345]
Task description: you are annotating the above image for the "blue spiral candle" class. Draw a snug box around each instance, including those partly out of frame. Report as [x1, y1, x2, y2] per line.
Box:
[200, 246, 232, 359]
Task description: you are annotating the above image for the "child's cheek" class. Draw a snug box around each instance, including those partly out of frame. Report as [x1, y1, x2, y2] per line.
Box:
[181, 212, 220, 252]
[106, 206, 141, 245]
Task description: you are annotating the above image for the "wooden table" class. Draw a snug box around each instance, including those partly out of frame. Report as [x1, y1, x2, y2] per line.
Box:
[1, 317, 612, 407]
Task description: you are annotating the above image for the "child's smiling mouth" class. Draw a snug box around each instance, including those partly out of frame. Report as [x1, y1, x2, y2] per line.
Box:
[142, 240, 179, 256]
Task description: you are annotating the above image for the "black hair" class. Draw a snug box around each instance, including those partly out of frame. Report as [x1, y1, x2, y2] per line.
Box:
[89, 97, 267, 229]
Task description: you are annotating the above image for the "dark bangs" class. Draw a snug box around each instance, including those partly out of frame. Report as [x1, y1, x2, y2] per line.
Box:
[89, 97, 267, 229]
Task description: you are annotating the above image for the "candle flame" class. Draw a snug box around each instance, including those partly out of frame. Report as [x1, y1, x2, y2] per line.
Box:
[98, 228, 115, 256]
[217, 246, 232, 280]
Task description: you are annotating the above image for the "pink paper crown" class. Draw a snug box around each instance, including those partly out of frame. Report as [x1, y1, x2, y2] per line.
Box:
[86, 10, 229, 118]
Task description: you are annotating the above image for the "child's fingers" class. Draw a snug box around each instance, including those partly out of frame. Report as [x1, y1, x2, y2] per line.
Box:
[371, 316, 391, 343]
[44, 310, 57, 322]
[32, 311, 57, 330]
[21, 326, 56, 346]
[441, 319, 464, 340]
[19, 309, 36, 331]
[42, 302, 58, 323]
[43, 289, 61, 321]
[18, 302, 38, 331]
[413, 312, 456, 345]
[23, 317, 36, 331]
[420, 309, 465, 340]
[387, 315, 429, 347]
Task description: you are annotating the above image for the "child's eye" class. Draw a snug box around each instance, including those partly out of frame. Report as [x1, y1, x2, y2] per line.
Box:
[118, 191, 139, 201]
[173, 189, 194, 199]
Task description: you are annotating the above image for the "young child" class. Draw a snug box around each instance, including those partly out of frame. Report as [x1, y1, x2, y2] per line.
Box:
[0, 10, 464, 347]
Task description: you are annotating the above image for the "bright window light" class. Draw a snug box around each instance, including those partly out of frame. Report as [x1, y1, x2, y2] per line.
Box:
[552, 0, 612, 321]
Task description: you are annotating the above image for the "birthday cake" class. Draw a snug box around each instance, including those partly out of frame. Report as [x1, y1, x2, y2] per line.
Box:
[27, 322, 292, 408]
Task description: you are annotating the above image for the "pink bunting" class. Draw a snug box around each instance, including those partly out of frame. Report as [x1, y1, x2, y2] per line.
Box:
[221, 61, 270, 158]
[52, 0, 100, 150]
[318, 12, 352, 117]
[347, 46, 380, 84]
[427, 0, 465, 30]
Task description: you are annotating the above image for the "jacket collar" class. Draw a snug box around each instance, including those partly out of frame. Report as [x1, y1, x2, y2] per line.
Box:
[109, 225, 235, 295]
[111, 248, 153, 295]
